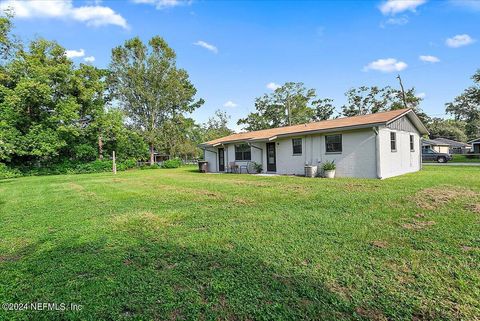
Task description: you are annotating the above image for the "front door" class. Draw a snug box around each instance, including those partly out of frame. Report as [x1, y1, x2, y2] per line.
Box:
[218, 148, 225, 172]
[266, 143, 276, 172]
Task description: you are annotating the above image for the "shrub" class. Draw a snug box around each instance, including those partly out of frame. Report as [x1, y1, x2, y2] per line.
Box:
[161, 158, 182, 169]
[322, 160, 336, 171]
[252, 162, 263, 173]
[0, 163, 22, 179]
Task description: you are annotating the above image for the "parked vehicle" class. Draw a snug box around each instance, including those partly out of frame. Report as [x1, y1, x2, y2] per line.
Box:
[422, 148, 453, 163]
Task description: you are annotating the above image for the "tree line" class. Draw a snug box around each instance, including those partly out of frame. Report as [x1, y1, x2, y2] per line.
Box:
[237, 78, 480, 143]
[0, 12, 232, 169]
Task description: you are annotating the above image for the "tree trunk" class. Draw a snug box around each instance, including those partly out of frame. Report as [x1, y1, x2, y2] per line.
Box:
[98, 133, 103, 160]
[149, 143, 155, 165]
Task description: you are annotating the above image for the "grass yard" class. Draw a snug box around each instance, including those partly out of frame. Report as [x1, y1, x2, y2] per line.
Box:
[451, 154, 480, 163]
[0, 166, 479, 320]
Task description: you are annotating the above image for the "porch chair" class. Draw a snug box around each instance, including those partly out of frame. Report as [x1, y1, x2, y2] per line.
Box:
[229, 162, 239, 173]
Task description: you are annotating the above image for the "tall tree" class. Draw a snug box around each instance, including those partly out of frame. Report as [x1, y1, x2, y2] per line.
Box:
[446, 70, 480, 139]
[108, 36, 204, 165]
[203, 109, 233, 142]
[237, 82, 335, 131]
[427, 118, 467, 142]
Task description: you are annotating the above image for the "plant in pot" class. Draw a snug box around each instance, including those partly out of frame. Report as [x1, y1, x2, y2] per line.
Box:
[322, 160, 336, 178]
[253, 162, 263, 173]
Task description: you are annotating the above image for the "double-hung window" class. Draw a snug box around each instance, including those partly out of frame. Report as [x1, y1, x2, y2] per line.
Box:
[325, 134, 342, 153]
[391, 132, 397, 152]
[292, 138, 302, 155]
[410, 135, 414, 151]
[235, 144, 251, 161]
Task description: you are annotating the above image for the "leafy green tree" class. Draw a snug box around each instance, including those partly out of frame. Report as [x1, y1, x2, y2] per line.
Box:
[203, 110, 233, 142]
[108, 36, 204, 165]
[446, 70, 480, 139]
[427, 118, 467, 142]
[238, 82, 335, 131]
[341, 86, 422, 115]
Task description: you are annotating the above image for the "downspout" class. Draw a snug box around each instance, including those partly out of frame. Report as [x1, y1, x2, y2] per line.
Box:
[373, 127, 382, 179]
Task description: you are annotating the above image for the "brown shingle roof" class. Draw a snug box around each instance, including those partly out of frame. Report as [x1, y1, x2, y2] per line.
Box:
[202, 108, 414, 146]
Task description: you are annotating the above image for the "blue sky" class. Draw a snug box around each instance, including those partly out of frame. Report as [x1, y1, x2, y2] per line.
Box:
[2, 0, 479, 130]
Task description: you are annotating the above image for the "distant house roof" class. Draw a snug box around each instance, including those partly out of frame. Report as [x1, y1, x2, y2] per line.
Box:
[468, 138, 480, 144]
[432, 137, 471, 148]
[422, 138, 450, 147]
[201, 108, 428, 147]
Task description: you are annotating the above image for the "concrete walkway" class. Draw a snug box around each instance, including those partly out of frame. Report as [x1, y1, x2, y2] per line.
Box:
[423, 162, 480, 166]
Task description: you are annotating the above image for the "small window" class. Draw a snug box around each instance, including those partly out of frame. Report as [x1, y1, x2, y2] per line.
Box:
[390, 132, 397, 151]
[292, 138, 302, 155]
[410, 135, 414, 151]
[325, 134, 342, 153]
[235, 144, 251, 161]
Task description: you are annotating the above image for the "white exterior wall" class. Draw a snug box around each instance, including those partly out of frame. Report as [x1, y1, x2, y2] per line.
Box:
[378, 126, 421, 179]
[269, 129, 377, 178]
[204, 116, 423, 179]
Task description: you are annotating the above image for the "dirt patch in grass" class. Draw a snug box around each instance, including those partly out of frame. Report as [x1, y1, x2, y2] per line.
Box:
[402, 220, 436, 230]
[355, 307, 387, 321]
[411, 185, 477, 210]
[465, 203, 480, 214]
[326, 282, 352, 300]
[0, 254, 21, 263]
[371, 240, 388, 248]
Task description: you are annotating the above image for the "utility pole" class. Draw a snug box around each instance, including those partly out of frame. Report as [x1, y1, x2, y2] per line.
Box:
[396, 74, 408, 109]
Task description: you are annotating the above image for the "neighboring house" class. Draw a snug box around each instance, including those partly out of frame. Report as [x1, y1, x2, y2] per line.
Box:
[430, 137, 471, 154]
[468, 138, 480, 153]
[199, 108, 428, 179]
[422, 138, 450, 154]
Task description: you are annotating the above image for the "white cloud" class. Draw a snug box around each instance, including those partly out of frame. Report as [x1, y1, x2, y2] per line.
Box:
[0, 0, 128, 29]
[379, 0, 426, 15]
[84, 56, 95, 63]
[193, 40, 218, 54]
[65, 49, 85, 58]
[223, 101, 237, 108]
[363, 58, 408, 73]
[446, 34, 475, 48]
[132, 0, 190, 9]
[419, 55, 440, 63]
[266, 82, 281, 90]
[416, 92, 426, 99]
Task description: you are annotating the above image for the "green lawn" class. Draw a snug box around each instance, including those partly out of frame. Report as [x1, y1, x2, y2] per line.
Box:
[452, 154, 480, 163]
[0, 166, 479, 320]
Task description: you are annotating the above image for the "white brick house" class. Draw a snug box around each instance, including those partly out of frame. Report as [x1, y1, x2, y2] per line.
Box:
[199, 109, 429, 179]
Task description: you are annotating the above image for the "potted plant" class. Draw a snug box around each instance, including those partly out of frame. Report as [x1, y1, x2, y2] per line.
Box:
[322, 160, 336, 178]
[253, 162, 263, 173]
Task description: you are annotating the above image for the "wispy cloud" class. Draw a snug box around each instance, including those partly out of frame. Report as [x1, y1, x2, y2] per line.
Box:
[416, 92, 426, 99]
[419, 55, 440, 63]
[0, 0, 128, 29]
[363, 58, 407, 73]
[223, 101, 237, 108]
[132, 0, 191, 9]
[266, 82, 281, 90]
[384, 16, 409, 25]
[379, 0, 426, 15]
[446, 34, 475, 48]
[65, 49, 85, 58]
[84, 56, 95, 63]
[193, 40, 218, 54]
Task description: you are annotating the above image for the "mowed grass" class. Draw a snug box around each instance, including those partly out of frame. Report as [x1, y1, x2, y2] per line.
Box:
[0, 166, 479, 321]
